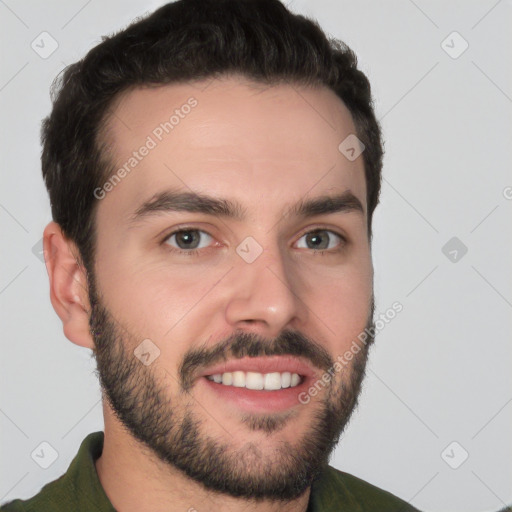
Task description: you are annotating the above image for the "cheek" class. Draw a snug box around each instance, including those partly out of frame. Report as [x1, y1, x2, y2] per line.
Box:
[99, 259, 228, 348]
[308, 265, 372, 351]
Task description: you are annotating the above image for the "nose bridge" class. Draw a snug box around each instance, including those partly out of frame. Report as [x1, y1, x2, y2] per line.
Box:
[224, 233, 305, 335]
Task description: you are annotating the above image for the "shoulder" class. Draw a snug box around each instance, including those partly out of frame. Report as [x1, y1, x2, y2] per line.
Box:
[0, 432, 109, 512]
[0, 473, 68, 511]
[310, 464, 422, 511]
[0, 471, 75, 512]
[0, 501, 24, 511]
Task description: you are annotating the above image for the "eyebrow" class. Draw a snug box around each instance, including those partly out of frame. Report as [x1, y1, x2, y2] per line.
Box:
[127, 188, 364, 227]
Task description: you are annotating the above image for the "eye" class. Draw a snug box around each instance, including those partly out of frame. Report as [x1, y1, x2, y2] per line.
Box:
[161, 227, 345, 257]
[295, 229, 344, 252]
[163, 228, 214, 253]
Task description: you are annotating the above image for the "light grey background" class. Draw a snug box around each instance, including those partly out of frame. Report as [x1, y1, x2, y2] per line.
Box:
[1, 1, 511, 511]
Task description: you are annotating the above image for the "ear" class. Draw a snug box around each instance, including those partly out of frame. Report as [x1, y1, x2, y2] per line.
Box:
[43, 221, 95, 349]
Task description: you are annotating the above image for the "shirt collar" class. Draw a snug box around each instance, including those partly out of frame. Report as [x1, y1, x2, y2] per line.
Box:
[65, 431, 116, 511]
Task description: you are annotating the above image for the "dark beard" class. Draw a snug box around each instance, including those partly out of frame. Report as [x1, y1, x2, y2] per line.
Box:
[88, 273, 374, 501]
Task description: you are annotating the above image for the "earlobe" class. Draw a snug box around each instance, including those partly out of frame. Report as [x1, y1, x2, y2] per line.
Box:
[43, 221, 95, 350]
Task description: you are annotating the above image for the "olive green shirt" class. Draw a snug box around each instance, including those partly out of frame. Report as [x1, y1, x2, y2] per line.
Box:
[1, 432, 420, 511]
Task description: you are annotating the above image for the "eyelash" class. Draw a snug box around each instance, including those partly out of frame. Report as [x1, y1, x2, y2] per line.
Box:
[161, 227, 347, 257]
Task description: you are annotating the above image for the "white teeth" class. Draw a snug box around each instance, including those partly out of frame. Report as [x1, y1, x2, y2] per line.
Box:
[264, 372, 282, 391]
[207, 371, 302, 390]
[246, 372, 264, 390]
[232, 371, 245, 387]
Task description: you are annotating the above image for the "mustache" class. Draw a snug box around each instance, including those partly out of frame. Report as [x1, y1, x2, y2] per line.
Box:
[179, 329, 334, 392]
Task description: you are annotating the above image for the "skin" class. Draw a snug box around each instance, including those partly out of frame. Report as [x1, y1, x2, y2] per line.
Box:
[43, 75, 374, 512]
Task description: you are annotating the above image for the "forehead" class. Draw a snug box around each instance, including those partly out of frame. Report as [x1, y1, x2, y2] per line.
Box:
[98, 76, 367, 226]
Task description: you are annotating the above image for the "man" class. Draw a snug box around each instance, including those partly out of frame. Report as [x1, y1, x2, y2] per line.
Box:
[0, 0, 421, 510]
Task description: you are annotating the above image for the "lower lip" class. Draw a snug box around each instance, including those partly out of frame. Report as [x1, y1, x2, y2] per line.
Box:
[201, 376, 311, 413]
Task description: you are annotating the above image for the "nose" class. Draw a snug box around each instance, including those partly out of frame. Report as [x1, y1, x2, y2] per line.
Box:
[224, 241, 307, 339]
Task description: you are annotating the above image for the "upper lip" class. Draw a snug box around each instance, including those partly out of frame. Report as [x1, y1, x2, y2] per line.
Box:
[198, 355, 318, 380]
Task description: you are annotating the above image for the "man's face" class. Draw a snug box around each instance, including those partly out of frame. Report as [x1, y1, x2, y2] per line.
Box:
[89, 76, 374, 500]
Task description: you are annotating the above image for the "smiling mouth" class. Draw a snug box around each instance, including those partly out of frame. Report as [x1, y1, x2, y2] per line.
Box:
[205, 371, 303, 391]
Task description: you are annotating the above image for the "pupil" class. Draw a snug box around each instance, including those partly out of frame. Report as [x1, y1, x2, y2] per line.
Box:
[307, 231, 328, 249]
[177, 231, 199, 249]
